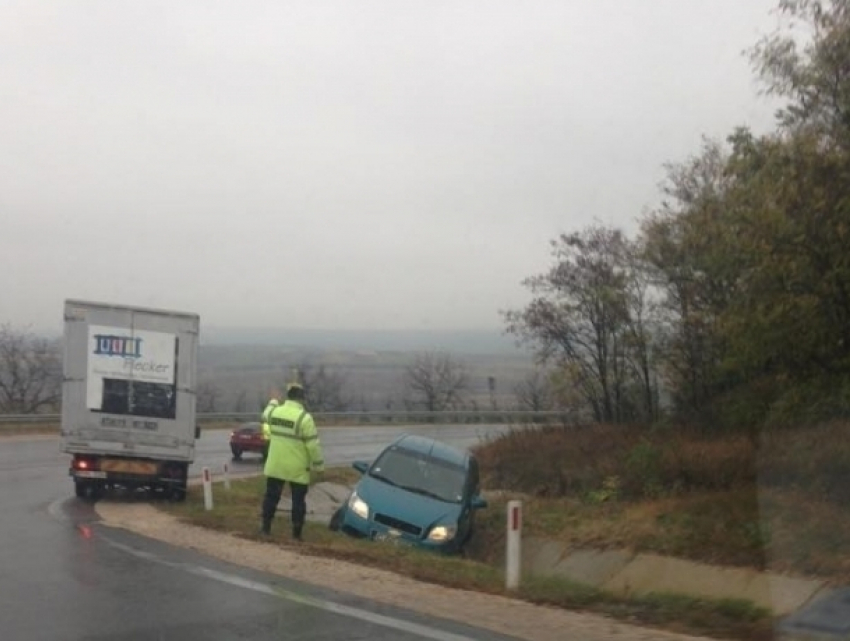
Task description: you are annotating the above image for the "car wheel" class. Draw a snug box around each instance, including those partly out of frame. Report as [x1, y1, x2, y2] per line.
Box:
[328, 507, 344, 531]
[231, 447, 242, 461]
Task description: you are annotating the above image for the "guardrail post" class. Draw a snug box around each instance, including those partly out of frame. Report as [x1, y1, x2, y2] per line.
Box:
[506, 500, 522, 590]
[222, 462, 231, 491]
[202, 466, 213, 510]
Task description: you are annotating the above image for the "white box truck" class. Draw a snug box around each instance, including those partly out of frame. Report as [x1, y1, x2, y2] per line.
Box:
[60, 299, 201, 501]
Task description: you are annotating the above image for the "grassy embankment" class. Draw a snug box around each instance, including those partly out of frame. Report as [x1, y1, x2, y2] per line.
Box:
[471, 422, 850, 584]
[156, 421, 842, 641]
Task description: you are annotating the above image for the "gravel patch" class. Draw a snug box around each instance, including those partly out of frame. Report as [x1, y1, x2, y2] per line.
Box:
[94, 502, 719, 641]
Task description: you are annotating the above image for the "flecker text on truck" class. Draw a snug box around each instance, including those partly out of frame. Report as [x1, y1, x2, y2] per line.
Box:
[60, 299, 201, 501]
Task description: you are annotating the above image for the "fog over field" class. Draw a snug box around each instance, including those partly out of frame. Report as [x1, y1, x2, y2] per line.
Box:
[197, 328, 536, 413]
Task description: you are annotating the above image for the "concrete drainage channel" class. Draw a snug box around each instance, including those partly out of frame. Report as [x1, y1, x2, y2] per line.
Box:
[521, 537, 825, 616]
[522, 540, 850, 641]
[188, 473, 848, 640]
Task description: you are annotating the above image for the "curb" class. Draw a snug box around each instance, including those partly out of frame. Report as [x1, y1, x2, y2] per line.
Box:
[522, 535, 827, 617]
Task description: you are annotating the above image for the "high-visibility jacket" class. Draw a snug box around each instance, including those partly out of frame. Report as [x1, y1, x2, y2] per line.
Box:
[263, 400, 324, 484]
[260, 399, 278, 441]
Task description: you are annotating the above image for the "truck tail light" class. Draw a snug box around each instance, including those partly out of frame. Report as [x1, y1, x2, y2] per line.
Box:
[73, 457, 99, 471]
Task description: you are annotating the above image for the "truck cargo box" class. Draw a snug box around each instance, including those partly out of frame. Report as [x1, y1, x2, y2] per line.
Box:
[59, 299, 200, 500]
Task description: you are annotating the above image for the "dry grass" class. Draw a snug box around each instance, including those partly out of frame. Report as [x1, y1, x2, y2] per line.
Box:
[158, 475, 774, 641]
[474, 421, 850, 500]
[0, 423, 58, 436]
[472, 422, 850, 583]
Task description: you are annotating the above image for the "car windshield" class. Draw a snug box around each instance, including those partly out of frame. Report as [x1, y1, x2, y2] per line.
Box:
[369, 446, 466, 504]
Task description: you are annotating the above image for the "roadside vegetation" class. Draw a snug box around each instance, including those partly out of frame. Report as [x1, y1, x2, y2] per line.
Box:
[500, 1, 850, 437]
[159, 473, 774, 641]
[0, 422, 58, 436]
[471, 421, 850, 583]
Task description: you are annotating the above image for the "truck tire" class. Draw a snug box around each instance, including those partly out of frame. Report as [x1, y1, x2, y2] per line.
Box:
[168, 483, 187, 502]
[164, 462, 188, 502]
[75, 480, 104, 502]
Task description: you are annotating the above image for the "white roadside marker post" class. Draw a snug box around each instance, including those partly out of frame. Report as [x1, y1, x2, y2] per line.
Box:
[223, 461, 231, 491]
[203, 466, 213, 510]
[506, 499, 522, 590]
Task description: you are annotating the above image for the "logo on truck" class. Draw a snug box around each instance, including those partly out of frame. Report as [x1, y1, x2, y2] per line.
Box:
[86, 325, 177, 410]
[92, 334, 143, 358]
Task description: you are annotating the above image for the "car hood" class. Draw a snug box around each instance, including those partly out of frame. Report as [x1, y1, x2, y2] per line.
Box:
[355, 475, 462, 531]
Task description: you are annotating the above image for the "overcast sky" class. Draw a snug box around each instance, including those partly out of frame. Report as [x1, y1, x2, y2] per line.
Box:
[1, 0, 782, 333]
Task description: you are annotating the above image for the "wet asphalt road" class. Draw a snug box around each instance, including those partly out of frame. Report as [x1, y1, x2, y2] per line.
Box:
[0, 425, 515, 641]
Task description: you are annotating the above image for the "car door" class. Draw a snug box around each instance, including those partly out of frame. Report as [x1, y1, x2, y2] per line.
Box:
[459, 457, 481, 545]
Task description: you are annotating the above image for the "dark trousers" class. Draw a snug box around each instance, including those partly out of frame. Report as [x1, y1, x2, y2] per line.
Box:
[262, 477, 309, 534]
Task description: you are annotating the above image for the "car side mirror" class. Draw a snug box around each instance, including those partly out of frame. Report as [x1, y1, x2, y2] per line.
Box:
[352, 460, 368, 474]
[471, 495, 488, 510]
[195, 425, 202, 439]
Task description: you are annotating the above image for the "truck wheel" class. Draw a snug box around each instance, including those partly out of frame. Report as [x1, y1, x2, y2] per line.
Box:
[76, 481, 104, 502]
[168, 483, 187, 502]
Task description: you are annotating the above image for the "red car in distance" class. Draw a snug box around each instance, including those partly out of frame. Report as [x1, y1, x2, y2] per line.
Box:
[229, 422, 269, 461]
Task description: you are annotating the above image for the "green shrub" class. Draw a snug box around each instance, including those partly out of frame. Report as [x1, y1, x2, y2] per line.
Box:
[625, 439, 664, 498]
[474, 421, 850, 503]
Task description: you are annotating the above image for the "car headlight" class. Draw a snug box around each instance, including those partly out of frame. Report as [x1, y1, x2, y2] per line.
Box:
[427, 525, 457, 542]
[348, 491, 369, 519]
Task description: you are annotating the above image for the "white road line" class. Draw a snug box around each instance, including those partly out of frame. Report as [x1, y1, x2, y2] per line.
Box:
[100, 534, 483, 641]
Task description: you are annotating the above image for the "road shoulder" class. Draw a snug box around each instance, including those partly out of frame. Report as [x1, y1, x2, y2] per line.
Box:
[94, 501, 716, 641]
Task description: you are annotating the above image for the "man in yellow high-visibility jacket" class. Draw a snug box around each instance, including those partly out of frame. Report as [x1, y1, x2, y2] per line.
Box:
[260, 383, 324, 540]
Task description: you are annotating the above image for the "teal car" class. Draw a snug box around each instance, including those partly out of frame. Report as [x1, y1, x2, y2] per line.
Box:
[329, 433, 488, 553]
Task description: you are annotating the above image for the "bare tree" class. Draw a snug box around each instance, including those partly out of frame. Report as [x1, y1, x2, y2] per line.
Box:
[255, 390, 268, 412]
[513, 369, 555, 412]
[288, 360, 351, 412]
[232, 389, 248, 413]
[403, 352, 469, 412]
[0, 324, 61, 413]
[503, 223, 659, 423]
[196, 380, 222, 413]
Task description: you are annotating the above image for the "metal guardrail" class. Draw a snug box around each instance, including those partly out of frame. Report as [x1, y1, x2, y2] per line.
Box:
[0, 410, 570, 426]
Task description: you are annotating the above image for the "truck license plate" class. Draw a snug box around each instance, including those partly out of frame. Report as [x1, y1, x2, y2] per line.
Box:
[101, 459, 158, 475]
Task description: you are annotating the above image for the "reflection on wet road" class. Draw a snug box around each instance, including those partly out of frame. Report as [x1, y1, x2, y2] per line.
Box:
[0, 424, 514, 641]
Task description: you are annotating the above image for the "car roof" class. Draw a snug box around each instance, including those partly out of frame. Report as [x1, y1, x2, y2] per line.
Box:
[391, 433, 470, 467]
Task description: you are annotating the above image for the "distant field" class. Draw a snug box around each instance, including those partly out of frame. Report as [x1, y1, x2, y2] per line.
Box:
[0, 341, 539, 427]
[199, 344, 536, 413]
[0, 423, 58, 436]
